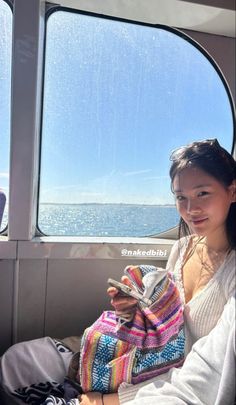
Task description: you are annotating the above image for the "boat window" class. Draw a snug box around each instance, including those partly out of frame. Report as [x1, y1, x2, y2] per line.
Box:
[38, 9, 234, 237]
[0, 0, 12, 233]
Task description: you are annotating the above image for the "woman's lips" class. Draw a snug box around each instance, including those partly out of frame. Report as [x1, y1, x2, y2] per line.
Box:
[191, 217, 208, 225]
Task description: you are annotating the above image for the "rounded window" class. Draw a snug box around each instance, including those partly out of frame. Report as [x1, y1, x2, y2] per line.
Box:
[38, 9, 234, 237]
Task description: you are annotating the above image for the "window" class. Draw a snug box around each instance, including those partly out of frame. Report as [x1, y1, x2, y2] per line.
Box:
[0, 0, 12, 233]
[38, 10, 234, 237]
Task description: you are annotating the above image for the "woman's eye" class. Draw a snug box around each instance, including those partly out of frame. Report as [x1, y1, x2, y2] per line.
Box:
[175, 195, 185, 201]
[198, 191, 209, 197]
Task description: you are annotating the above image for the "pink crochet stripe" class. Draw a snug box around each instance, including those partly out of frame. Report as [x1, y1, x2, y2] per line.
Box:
[98, 311, 184, 339]
[116, 306, 184, 344]
[130, 307, 183, 331]
[129, 311, 183, 334]
[91, 313, 182, 347]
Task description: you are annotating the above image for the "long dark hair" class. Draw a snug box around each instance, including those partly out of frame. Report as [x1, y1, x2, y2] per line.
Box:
[169, 139, 236, 249]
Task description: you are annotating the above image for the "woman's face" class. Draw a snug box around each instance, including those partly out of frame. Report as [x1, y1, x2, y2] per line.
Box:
[172, 166, 235, 238]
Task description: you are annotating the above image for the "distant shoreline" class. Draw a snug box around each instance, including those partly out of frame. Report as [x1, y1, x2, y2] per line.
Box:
[40, 202, 175, 207]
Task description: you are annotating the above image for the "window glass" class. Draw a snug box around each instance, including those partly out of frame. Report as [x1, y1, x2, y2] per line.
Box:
[38, 10, 234, 237]
[0, 0, 12, 232]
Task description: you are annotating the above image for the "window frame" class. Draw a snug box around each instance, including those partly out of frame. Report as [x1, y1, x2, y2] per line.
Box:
[2, 0, 235, 247]
[0, 0, 13, 234]
[36, 6, 235, 237]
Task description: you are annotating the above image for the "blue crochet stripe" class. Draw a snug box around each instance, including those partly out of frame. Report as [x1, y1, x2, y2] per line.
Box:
[132, 328, 185, 375]
[90, 334, 118, 393]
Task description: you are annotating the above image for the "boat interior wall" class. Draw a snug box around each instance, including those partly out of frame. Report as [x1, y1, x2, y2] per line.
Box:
[183, 28, 235, 101]
[48, 0, 236, 37]
[0, 257, 168, 355]
[0, 0, 235, 355]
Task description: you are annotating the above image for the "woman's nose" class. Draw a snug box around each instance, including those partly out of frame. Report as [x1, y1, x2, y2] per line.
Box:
[186, 199, 201, 214]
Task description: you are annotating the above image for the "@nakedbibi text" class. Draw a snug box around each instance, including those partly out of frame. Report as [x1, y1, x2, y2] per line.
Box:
[121, 248, 167, 257]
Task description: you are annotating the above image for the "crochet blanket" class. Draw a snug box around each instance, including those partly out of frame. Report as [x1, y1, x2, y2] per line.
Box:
[79, 265, 185, 393]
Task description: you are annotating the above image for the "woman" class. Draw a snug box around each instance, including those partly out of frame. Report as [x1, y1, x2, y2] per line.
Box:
[80, 139, 236, 405]
[1, 139, 235, 405]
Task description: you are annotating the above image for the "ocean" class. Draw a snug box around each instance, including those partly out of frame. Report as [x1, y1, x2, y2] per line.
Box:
[1, 204, 179, 236]
[36, 203, 179, 237]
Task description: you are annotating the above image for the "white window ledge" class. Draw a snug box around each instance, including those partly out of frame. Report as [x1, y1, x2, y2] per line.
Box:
[0, 236, 175, 259]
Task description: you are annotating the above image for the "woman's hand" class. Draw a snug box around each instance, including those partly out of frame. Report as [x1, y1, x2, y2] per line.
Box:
[107, 276, 138, 321]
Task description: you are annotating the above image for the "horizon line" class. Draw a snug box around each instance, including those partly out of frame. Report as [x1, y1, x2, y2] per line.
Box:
[39, 202, 175, 206]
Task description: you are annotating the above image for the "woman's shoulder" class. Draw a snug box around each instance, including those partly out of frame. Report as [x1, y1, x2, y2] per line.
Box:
[220, 249, 236, 298]
[221, 249, 235, 275]
[170, 235, 192, 254]
[166, 236, 191, 272]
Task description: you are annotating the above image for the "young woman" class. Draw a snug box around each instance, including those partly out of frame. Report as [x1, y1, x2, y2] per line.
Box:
[1, 139, 235, 405]
[79, 139, 236, 405]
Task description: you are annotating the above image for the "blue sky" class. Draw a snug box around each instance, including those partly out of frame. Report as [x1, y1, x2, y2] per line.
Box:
[0, 6, 234, 206]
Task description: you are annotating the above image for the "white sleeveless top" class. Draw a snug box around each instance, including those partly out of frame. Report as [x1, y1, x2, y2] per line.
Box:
[167, 237, 236, 354]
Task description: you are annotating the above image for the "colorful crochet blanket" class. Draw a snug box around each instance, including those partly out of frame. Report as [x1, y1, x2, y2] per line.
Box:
[79, 265, 185, 393]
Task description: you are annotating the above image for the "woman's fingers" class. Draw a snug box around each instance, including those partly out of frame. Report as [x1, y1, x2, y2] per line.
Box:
[107, 275, 137, 312]
[107, 276, 133, 298]
[110, 295, 138, 311]
[107, 286, 119, 298]
[121, 275, 132, 286]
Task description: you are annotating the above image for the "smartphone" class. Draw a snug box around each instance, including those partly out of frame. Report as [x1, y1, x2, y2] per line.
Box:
[107, 278, 152, 306]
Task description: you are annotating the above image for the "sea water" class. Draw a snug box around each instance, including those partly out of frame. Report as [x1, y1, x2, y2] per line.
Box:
[37, 203, 179, 236]
[1, 204, 179, 236]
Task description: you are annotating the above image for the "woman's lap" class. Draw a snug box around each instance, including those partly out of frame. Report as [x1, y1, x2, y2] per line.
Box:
[0, 337, 74, 404]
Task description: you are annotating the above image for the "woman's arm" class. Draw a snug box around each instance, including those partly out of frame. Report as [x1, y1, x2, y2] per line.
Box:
[79, 392, 119, 405]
